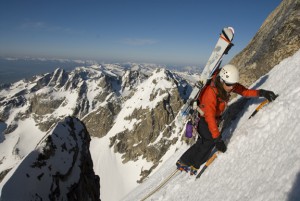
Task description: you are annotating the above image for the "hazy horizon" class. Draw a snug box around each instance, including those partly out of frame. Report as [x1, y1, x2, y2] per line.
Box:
[0, 1, 281, 66]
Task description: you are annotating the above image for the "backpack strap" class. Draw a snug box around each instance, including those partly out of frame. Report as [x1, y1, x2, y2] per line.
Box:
[209, 79, 221, 105]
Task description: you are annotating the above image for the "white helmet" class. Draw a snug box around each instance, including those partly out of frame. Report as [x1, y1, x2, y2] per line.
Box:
[219, 64, 239, 84]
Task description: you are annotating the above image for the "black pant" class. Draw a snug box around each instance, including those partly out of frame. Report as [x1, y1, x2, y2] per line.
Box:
[179, 117, 215, 169]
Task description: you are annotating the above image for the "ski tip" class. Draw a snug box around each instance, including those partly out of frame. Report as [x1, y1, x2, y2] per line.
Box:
[228, 27, 234, 34]
[222, 27, 235, 41]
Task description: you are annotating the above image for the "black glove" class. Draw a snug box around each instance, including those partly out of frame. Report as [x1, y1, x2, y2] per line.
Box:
[259, 89, 277, 102]
[215, 139, 227, 153]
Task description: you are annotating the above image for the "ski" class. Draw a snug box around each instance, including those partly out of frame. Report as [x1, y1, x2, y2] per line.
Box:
[140, 27, 235, 201]
[180, 27, 235, 118]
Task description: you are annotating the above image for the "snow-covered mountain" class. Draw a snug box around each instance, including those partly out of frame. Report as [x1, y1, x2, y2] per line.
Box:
[0, 117, 100, 200]
[0, 1, 299, 201]
[123, 48, 300, 201]
[1, 48, 300, 200]
[0, 57, 98, 85]
[0, 62, 195, 200]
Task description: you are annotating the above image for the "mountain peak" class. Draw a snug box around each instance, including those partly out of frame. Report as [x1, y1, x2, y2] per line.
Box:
[0, 116, 100, 201]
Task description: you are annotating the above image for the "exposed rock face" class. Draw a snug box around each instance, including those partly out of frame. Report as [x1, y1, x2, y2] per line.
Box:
[230, 0, 300, 87]
[110, 89, 181, 164]
[121, 69, 148, 91]
[0, 95, 27, 121]
[83, 102, 120, 138]
[0, 117, 100, 201]
[0, 64, 190, 189]
[223, 0, 300, 129]
[108, 69, 184, 182]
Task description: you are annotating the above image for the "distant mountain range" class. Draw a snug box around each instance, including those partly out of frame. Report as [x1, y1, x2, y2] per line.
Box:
[0, 57, 202, 85]
[0, 62, 197, 200]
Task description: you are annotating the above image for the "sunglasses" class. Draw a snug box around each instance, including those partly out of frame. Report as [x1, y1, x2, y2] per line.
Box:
[222, 79, 236, 87]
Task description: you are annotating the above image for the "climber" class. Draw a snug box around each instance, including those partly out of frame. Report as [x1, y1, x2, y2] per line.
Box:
[176, 64, 277, 175]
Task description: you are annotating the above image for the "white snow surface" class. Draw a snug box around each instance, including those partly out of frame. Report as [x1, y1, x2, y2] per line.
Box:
[0, 50, 299, 201]
[0, 117, 85, 200]
[121, 50, 300, 201]
[90, 68, 184, 201]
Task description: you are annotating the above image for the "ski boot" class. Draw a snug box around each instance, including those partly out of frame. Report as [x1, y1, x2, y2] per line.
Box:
[176, 160, 190, 172]
[190, 166, 198, 176]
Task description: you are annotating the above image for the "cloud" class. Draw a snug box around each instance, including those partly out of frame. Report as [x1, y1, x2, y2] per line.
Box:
[20, 21, 46, 29]
[121, 38, 158, 46]
[19, 21, 74, 34]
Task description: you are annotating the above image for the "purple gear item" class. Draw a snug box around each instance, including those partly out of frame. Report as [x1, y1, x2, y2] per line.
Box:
[185, 120, 193, 138]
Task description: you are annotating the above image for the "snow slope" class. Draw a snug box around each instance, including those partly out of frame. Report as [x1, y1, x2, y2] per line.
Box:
[1, 50, 299, 201]
[0, 117, 98, 200]
[122, 50, 300, 201]
[89, 69, 187, 201]
[0, 62, 189, 201]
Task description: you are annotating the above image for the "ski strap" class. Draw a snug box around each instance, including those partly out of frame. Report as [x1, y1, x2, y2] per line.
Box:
[220, 34, 232, 44]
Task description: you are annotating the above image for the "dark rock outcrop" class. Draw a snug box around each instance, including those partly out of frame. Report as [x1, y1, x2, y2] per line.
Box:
[230, 0, 300, 87]
[0, 117, 100, 201]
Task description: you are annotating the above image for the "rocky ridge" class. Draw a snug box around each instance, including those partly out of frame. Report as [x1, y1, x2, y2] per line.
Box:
[230, 0, 300, 87]
[222, 0, 300, 129]
[0, 63, 191, 186]
[0, 117, 100, 201]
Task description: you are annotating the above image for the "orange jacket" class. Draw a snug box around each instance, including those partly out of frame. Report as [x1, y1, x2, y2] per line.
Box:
[198, 79, 259, 139]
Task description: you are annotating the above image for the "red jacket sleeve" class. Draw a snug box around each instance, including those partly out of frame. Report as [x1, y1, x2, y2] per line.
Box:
[233, 83, 259, 97]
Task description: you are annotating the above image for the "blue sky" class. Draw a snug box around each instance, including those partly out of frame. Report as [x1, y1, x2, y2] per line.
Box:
[0, 0, 282, 67]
